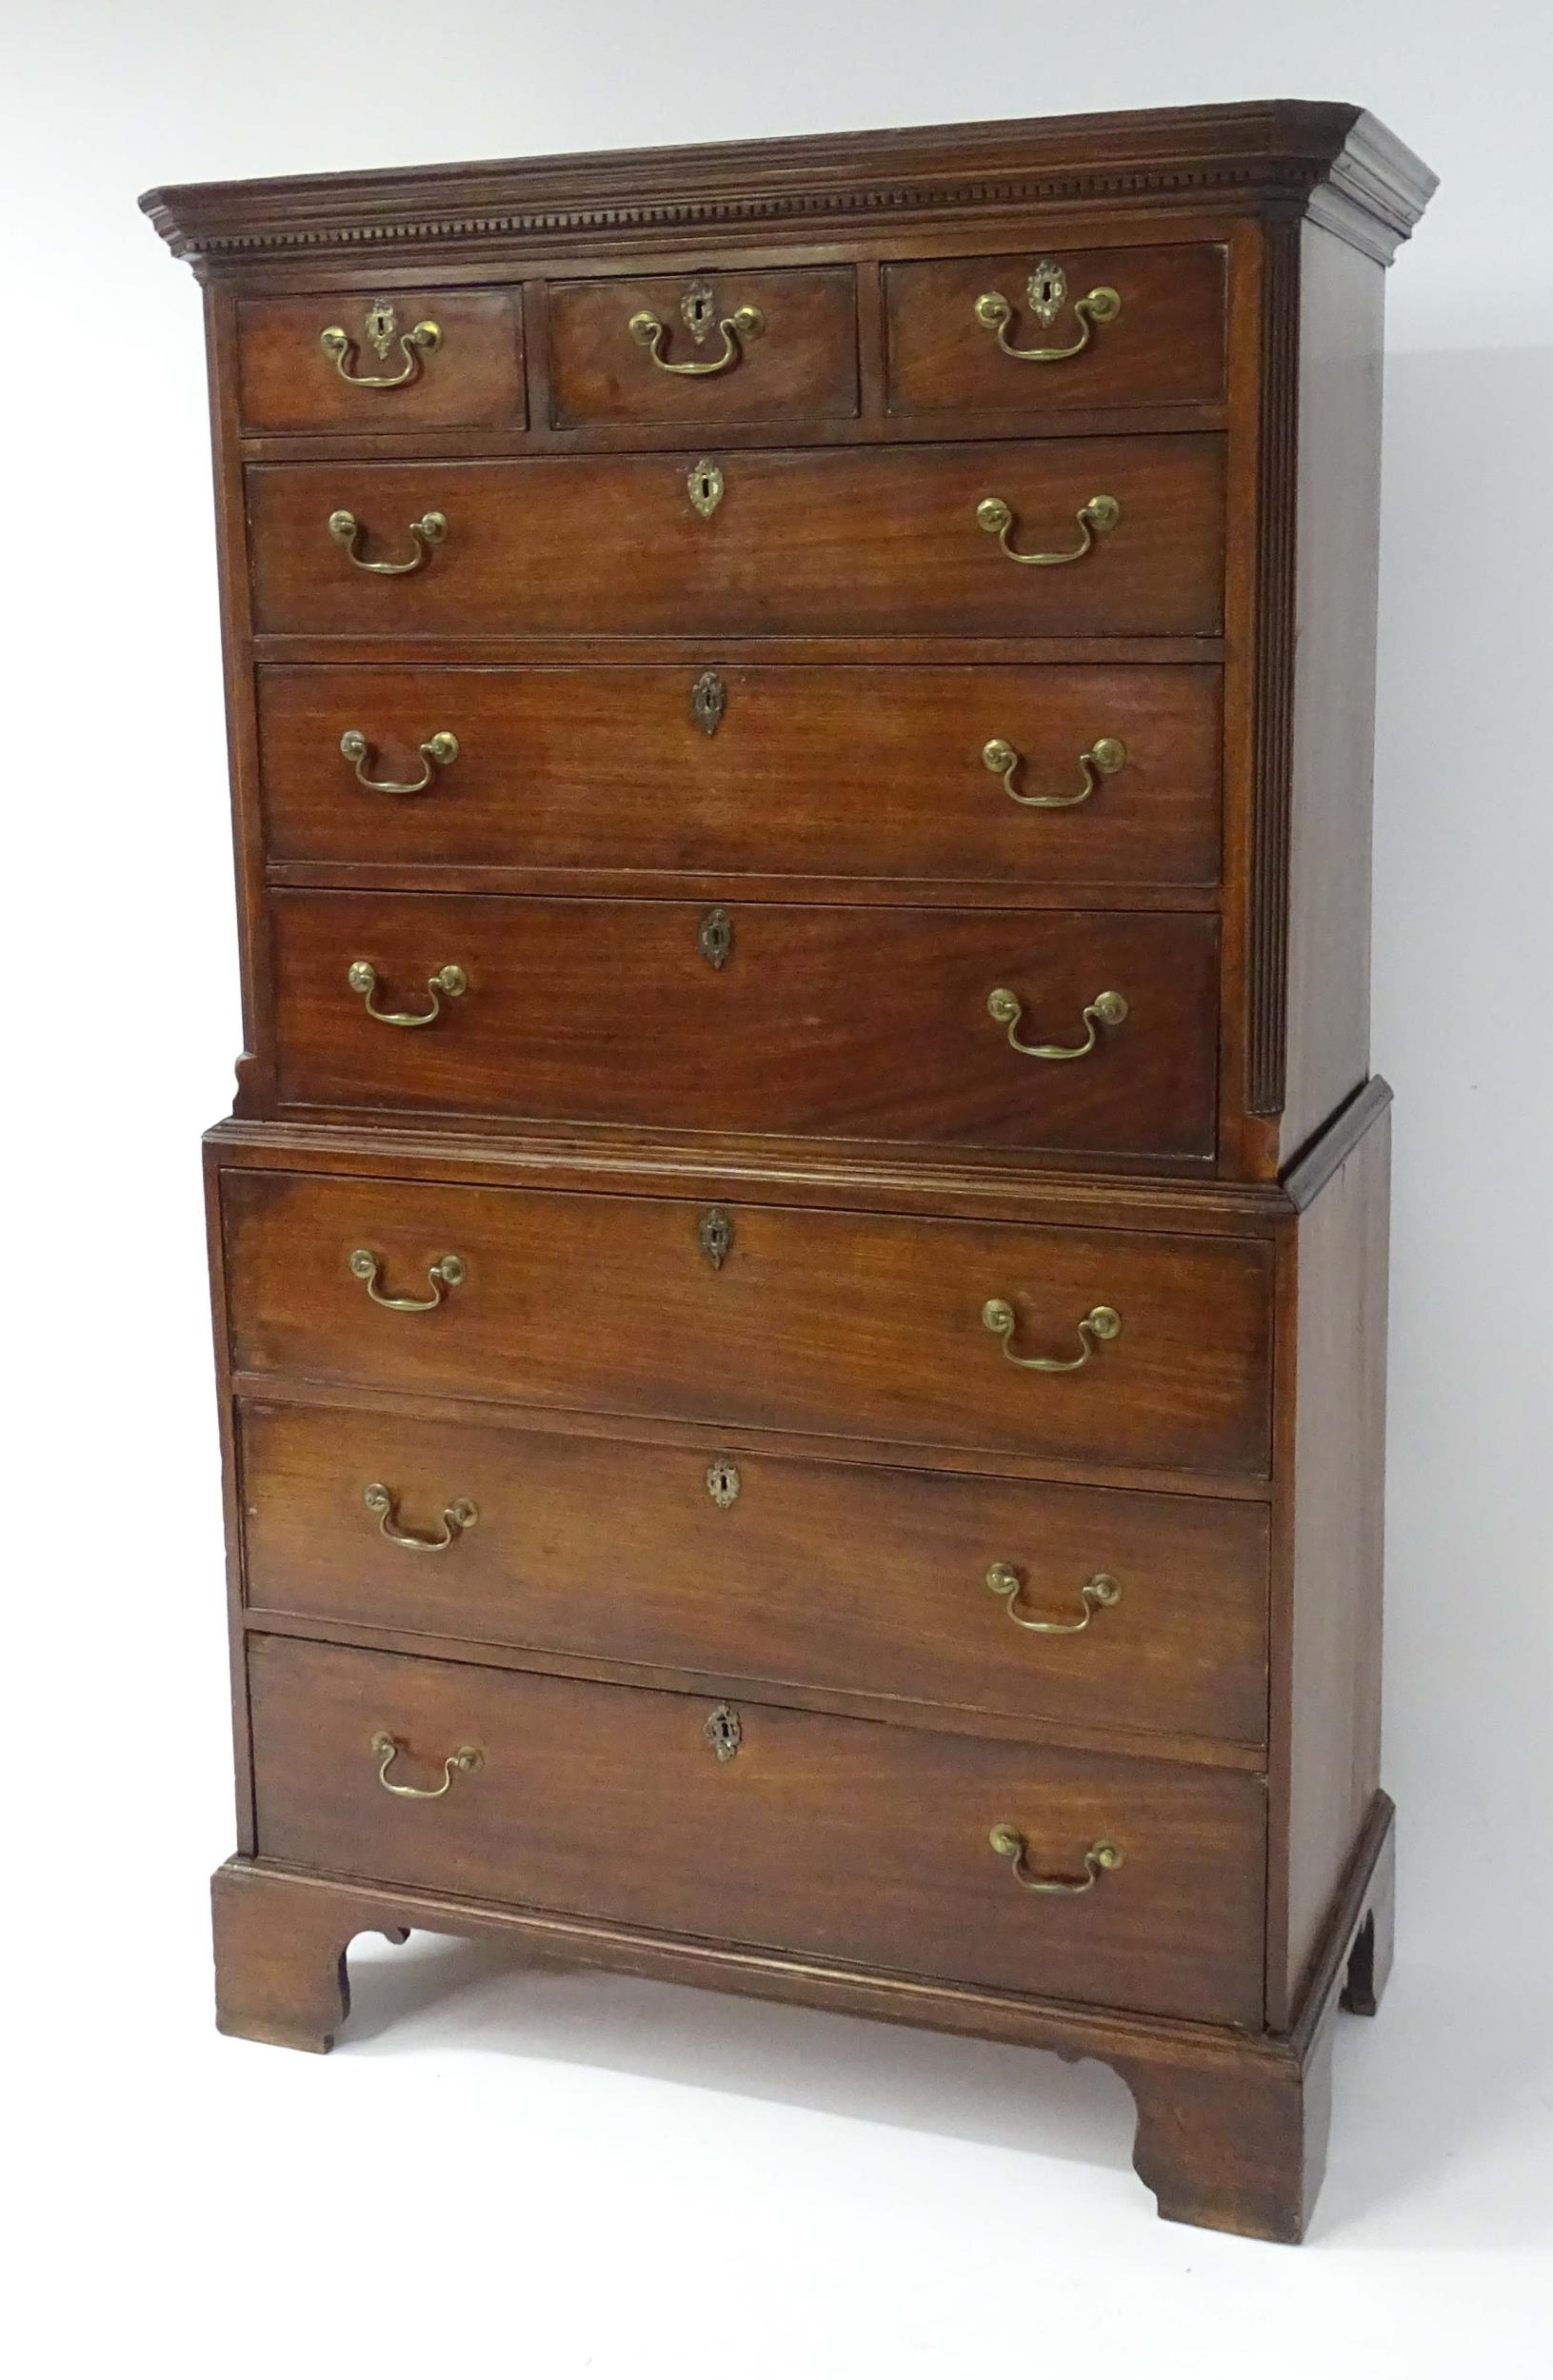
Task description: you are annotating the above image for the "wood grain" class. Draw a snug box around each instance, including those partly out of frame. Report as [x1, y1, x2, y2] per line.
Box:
[548, 265, 858, 426]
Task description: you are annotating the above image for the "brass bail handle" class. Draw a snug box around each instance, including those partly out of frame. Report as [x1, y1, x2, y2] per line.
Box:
[348, 959, 467, 1027]
[982, 1298, 1122, 1373]
[340, 728, 460, 796]
[982, 735, 1127, 808]
[987, 1824, 1124, 1894]
[976, 493, 1120, 567]
[348, 1248, 466, 1312]
[370, 1730, 484, 1800]
[319, 317, 441, 388]
[987, 984, 1127, 1061]
[629, 302, 765, 376]
[972, 279, 1122, 364]
[329, 508, 447, 574]
[365, 1482, 479, 1552]
[985, 1561, 1122, 1636]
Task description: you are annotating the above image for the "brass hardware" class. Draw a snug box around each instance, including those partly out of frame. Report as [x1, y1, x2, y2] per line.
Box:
[691, 670, 727, 735]
[319, 302, 442, 387]
[986, 984, 1127, 1061]
[987, 1823, 1123, 1894]
[630, 298, 764, 376]
[973, 264, 1122, 364]
[985, 1561, 1122, 1635]
[982, 1298, 1122, 1372]
[976, 492, 1120, 567]
[349, 1248, 466, 1311]
[705, 1703, 742, 1761]
[370, 1729, 483, 1799]
[706, 1458, 742, 1508]
[365, 1482, 479, 1552]
[348, 959, 467, 1027]
[981, 734, 1127, 808]
[339, 727, 459, 795]
[699, 905, 734, 968]
[687, 459, 725, 518]
[328, 508, 447, 574]
[698, 1207, 733, 1269]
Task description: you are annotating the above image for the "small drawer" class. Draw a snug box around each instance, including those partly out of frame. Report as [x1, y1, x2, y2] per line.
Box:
[269, 890, 1220, 1160]
[886, 244, 1226, 416]
[256, 662, 1223, 891]
[246, 438, 1224, 639]
[249, 1635, 1266, 2025]
[548, 267, 858, 426]
[235, 288, 525, 434]
[222, 1170, 1273, 1479]
[240, 1402, 1270, 1743]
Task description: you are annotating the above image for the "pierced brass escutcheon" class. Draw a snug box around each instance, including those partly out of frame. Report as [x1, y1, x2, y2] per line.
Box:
[706, 1457, 742, 1508]
[365, 1482, 479, 1552]
[328, 507, 447, 574]
[691, 670, 727, 735]
[319, 303, 442, 388]
[705, 1703, 742, 1761]
[348, 1248, 466, 1312]
[981, 734, 1127, 808]
[687, 458, 726, 518]
[976, 492, 1120, 567]
[987, 1823, 1124, 1894]
[698, 1207, 733, 1269]
[982, 1298, 1122, 1373]
[699, 905, 734, 968]
[987, 984, 1127, 1061]
[339, 727, 460, 795]
[985, 1561, 1122, 1636]
[370, 1730, 484, 1799]
[348, 959, 467, 1027]
[972, 262, 1122, 364]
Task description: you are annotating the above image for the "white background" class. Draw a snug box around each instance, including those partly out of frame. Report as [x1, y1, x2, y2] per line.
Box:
[6, 3, 1551, 2371]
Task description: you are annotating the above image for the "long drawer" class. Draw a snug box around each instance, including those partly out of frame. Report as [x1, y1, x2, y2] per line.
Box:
[249, 1634, 1267, 2025]
[271, 891, 1219, 1159]
[256, 662, 1223, 890]
[240, 1401, 1269, 1742]
[246, 438, 1225, 639]
[222, 1172, 1273, 1478]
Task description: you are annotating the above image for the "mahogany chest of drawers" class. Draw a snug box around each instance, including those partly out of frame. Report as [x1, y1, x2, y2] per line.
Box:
[144, 100, 1435, 2241]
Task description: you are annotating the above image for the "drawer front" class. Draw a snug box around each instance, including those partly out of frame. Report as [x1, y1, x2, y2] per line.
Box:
[247, 439, 1224, 638]
[223, 1172, 1273, 1478]
[548, 267, 858, 426]
[886, 244, 1226, 416]
[236, 289, 525, 433]
[249, 1635, 1266, 2024]
[257, 662, 1222, 889]
[240, 1402, 1271, 1742]
[271, 891, 1219, 1159]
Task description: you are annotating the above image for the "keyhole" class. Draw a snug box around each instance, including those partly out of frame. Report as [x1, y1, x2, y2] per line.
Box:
[688, 289, 713, 332]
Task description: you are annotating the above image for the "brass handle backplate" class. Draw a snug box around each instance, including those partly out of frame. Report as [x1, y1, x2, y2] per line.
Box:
[985, 1561, 1122, 1635]
[629, 302, 764, 376]
[328, 508, 447, 574]
[983, 1298, 1122, 1372]
[976, 493, 1120, 567]
[982, 735, 1127, 808]
[348, 959, 466, 1026]
[370, 1730, 483, 1799]
[365, 1482, 479, 1551]
[973, 263, 1122, 364]
[987, 1823, 1124, 1894]
[349, 1248, 466, 1311]
[987, 985, 1127, 1061]
[340, 728, 460, 794]
[319, 307, 441, 387]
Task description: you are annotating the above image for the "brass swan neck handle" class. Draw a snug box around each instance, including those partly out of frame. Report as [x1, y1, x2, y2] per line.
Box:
[982, 1298, 1122, 1372]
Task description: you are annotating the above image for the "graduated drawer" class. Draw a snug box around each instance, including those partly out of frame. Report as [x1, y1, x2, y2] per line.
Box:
[257, 662, 1222, 889]
[222, 1172, 1273, 1478]
[886, 243, 1226, 416]
[247, 438, 1224, 639]
[547, 266, 858, 426]
[240, 1402, 1270, 1743]
[249, 1635, 1266, 2025]
[236, 288, 525, 433]
[270, 892, 1219, 1160]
